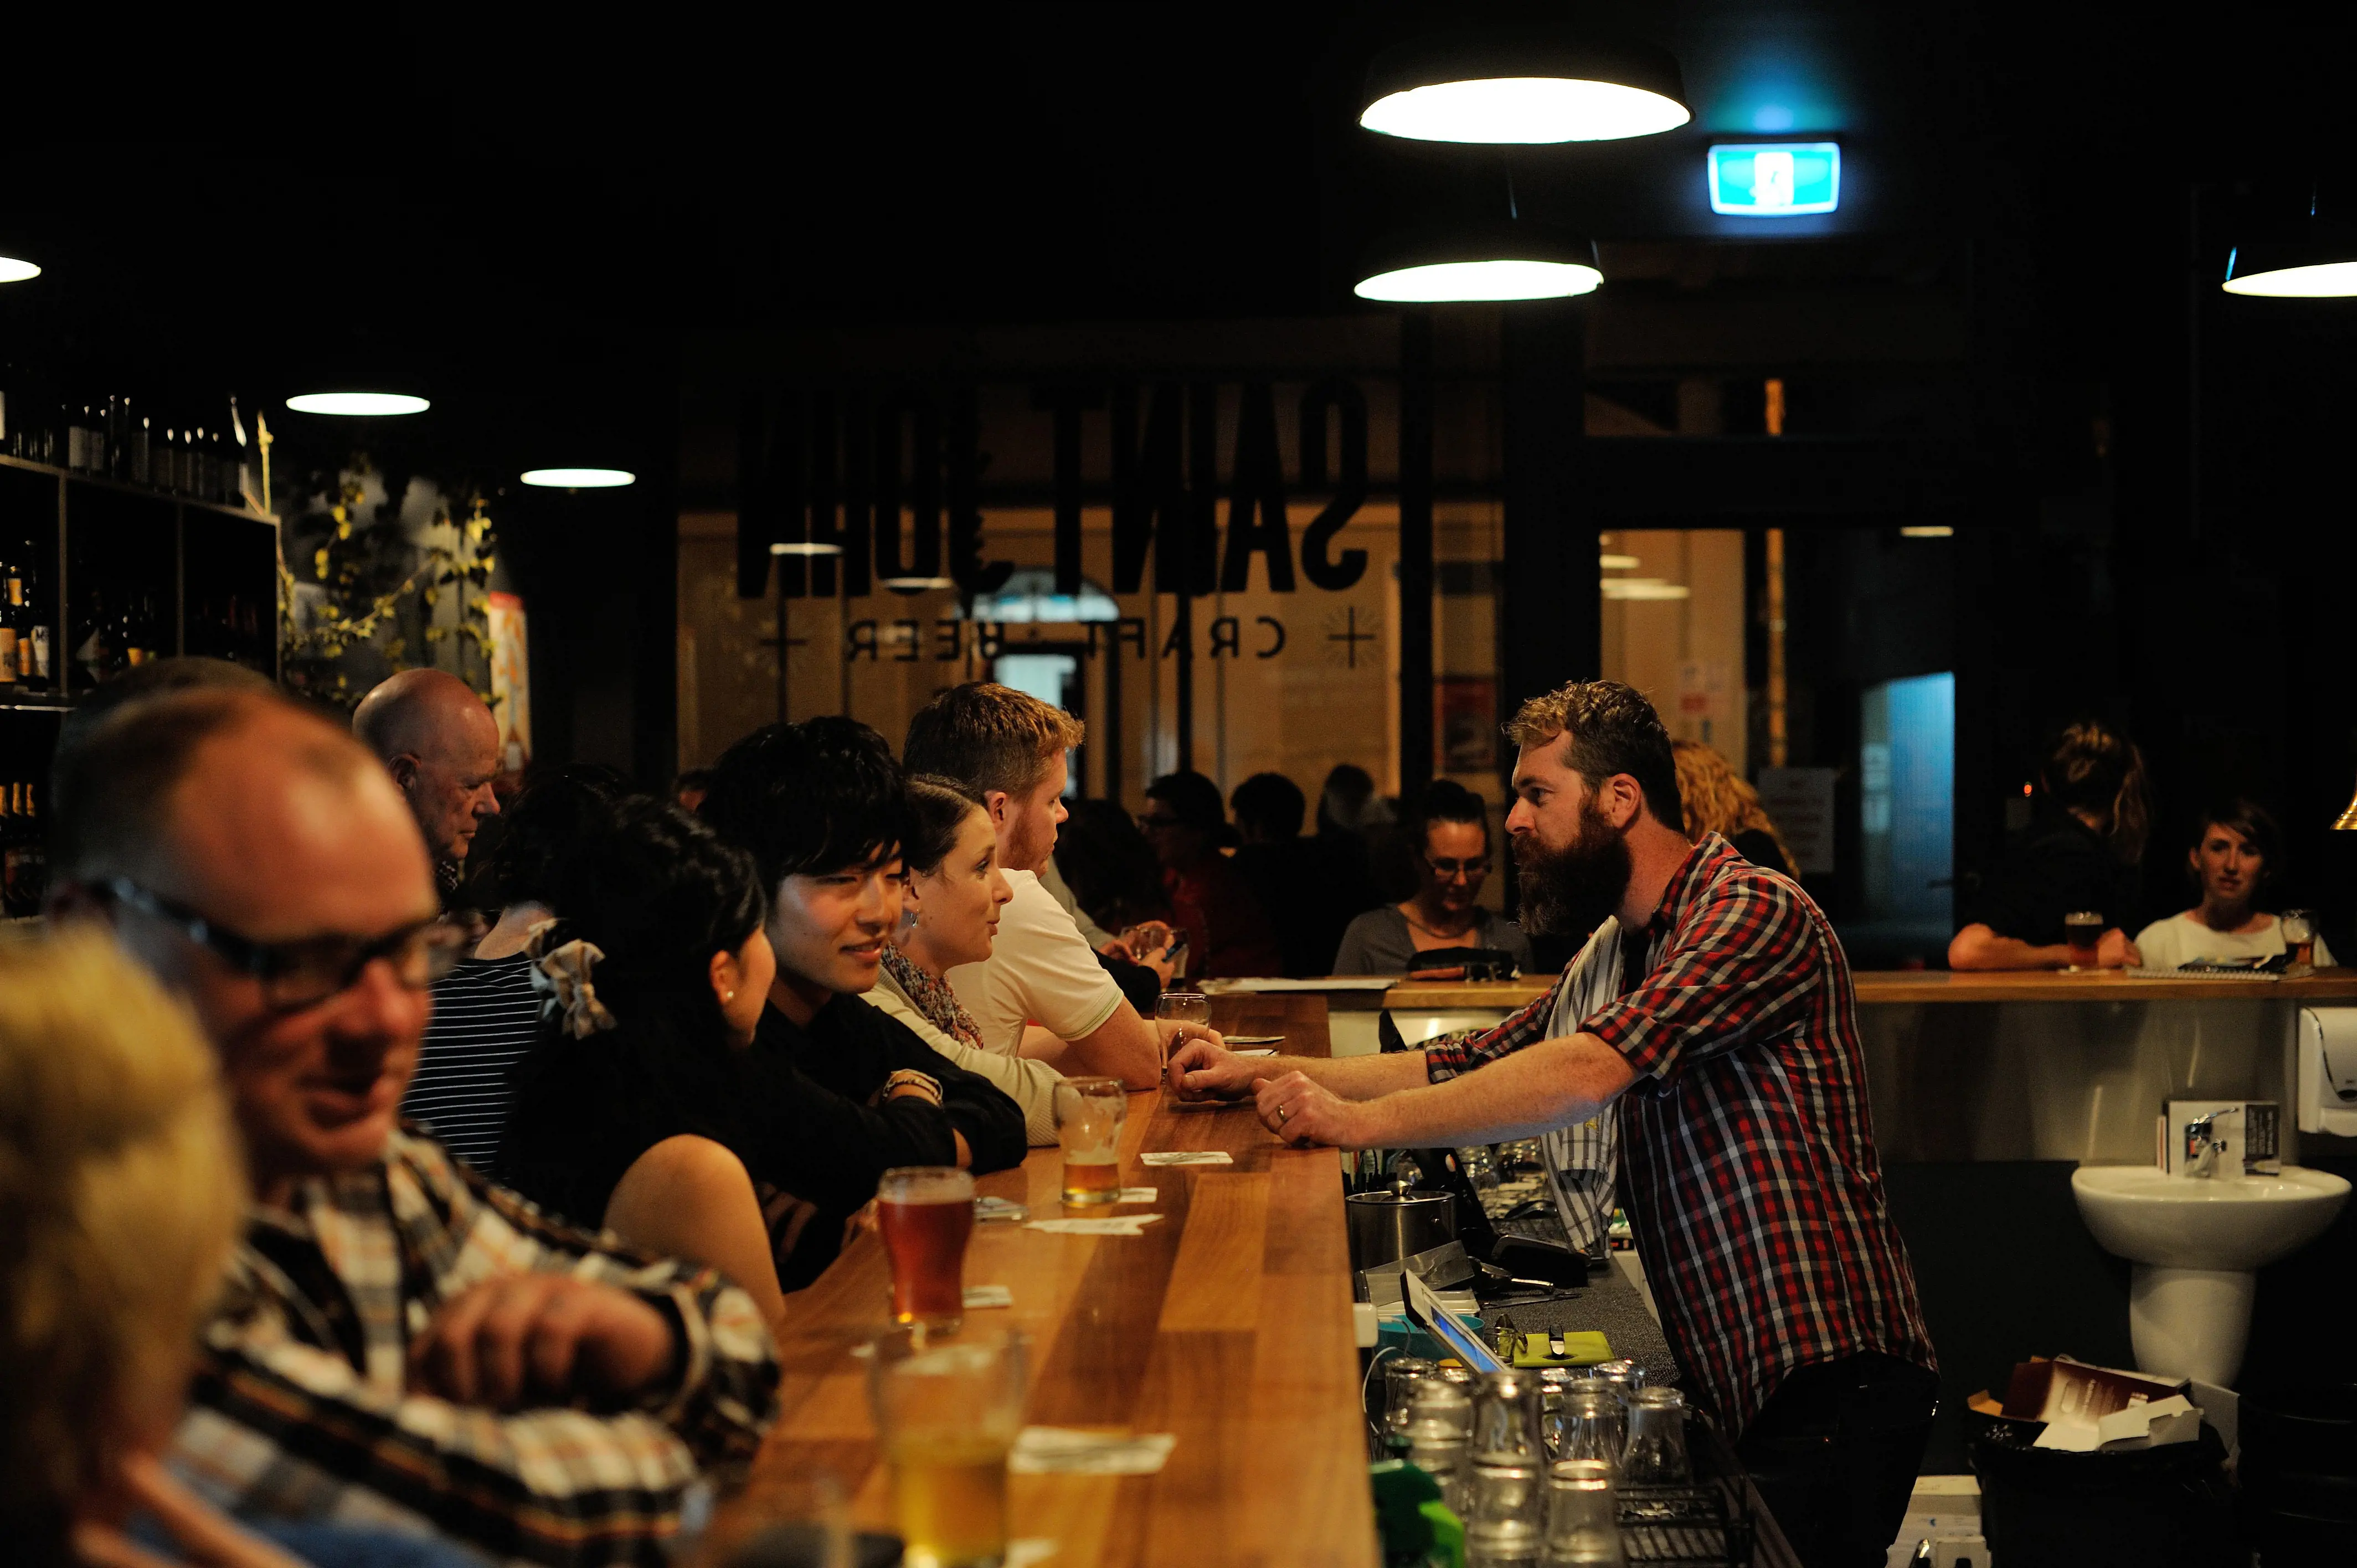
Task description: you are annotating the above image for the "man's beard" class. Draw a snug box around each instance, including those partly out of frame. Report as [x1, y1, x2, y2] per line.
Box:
[1514, 797, 1635, 937]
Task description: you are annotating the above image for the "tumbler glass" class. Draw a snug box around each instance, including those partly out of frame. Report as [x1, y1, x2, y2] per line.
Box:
[1471, 1369, 1545, 1463]
[1555, 1385, 1625, 1474]
[1618, 1388, 1692, 1486]
[2283, 909, 2318, 971]
[1156, 988, 1210, 1061]
[2063, 910, 2104, 971]
[1052, 1077, 1127, 1206]
[878, 1167, 974, 1329]
[868, 1327, 1027, 1568]
[1541, 1461, 1625, 1567]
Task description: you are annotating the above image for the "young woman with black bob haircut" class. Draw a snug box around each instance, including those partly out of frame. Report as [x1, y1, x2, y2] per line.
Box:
[864, 773, 1064, 1145]
[697, 719, 1027, 1261]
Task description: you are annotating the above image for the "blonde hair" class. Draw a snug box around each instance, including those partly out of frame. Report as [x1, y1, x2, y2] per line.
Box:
[0, 931, 245, 1553]
[1671, 740, 1796, 870]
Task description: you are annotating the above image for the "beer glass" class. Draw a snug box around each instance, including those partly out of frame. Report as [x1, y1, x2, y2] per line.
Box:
[1541, 1462, 1625, 1567]
[2062, 911, 2104, 971]
[1618, 1389, 1692, 1486]
[2283, 909, 2317, 971]
[869, 1328, 1027, 1568]
[1052, 1076, 1127, 1206]
[878, 1167, 975, 1328]
[1156, 988, 1210, 1061]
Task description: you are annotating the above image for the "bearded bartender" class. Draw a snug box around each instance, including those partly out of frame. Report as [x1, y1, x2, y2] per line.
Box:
[1169, 682, 1936, 1568]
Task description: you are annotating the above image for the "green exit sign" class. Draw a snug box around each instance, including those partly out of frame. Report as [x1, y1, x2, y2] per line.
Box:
[1708, 143, 1840, 216]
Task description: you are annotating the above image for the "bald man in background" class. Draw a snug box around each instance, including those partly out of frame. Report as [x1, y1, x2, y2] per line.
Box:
[353, 668, 503, 899]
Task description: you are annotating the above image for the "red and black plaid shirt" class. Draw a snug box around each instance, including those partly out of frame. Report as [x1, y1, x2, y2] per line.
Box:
[1425, 834, 1935, 1432]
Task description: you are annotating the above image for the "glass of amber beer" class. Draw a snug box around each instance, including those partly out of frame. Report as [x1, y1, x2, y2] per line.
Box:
[1053, 1076, 1126, 1205]
[2062, 911, 2103, 971]
[878, 1166, 975, 1328]
[869, 1328, 1028, 1568]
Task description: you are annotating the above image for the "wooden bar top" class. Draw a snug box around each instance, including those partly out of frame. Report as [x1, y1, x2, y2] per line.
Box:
[727, 996, 1375, 1568]
[1380, 970, 2357, 1011]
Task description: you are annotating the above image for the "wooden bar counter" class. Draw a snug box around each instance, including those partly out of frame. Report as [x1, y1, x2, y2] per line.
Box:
[728, 994, 1377, 1568]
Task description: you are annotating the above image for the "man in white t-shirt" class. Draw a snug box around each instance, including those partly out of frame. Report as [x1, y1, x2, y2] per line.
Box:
[907, 682, 1214, 1089]
[2135, 800, 2335, 969]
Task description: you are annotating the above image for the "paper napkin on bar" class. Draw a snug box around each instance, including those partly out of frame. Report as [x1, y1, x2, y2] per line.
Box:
[963, 1285, 1013, 1309]
[1010, 1427, 1177, 1475]
[1026, 1215, 1165, 1236]
[1141, 1151, 1232, 1167]
[1115, 1187, 1158, 1203]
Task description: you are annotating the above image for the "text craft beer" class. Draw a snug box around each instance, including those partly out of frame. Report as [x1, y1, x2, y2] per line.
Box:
[877, 1167, 974, 1328]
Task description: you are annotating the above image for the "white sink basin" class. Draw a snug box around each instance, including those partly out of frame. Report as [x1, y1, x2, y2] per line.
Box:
[2071, 1164, 2350, 1384]
[2071, 1165, 2349, 1270]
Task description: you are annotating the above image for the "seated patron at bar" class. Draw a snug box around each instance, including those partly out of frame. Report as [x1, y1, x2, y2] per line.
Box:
[1231, 770, 1371, 977]
[1334, 780, 1534, 974]
[1672, 739, 1798, 878]
[0, 933, 482, 1568]
[696, 718, 1028, 1271]
[353, 668, 505, 906]
[1139, 770, 1284, 979]
[1169, 680, 1936, 1568]
[2135, 798, 2334, 969]
[868, 775, 1065, 1145]
[45, 687, 780, 1565]
[498, 795, 821, 1325]
[403, 764, 629, 1169]
[905, 683, 1212, 1086]
[1949, 720, 2150, 970]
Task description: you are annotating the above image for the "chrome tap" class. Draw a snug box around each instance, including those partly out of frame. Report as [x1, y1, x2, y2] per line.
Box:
[2184, 1110, 2231, 1178]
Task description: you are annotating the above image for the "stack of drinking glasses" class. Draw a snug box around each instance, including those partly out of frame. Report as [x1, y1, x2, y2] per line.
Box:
[1402, 1379, 1475, 1514]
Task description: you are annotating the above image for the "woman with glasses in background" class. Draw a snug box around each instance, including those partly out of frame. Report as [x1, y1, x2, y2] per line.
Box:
[1332, 780, 1533, 974]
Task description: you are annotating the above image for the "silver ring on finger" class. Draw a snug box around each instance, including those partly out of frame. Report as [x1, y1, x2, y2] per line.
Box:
[1277, 1105, 1290, 1126]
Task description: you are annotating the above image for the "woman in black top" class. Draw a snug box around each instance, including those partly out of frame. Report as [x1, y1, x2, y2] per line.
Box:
[1949, 720, 2150, 970]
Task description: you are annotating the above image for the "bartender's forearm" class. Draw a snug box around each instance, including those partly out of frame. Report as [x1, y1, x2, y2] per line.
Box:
[1947, 924, 2069, 971]
[1351, 1035, 1636, 1147]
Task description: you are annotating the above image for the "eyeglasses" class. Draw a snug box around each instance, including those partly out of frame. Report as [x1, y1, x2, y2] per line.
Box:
[102, 877, 465, 1012]
[1421, 855, 1493, 880]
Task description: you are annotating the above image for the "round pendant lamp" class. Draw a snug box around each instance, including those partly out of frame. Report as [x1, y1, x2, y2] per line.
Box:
[520, 467, 635, 488]
[2222, 224, 2357, 297]
[1361, 27, 1689, 144]
[286, 391, 431, 416]
[1355, 224, 1602, 303]
[0, 255, 40, 283]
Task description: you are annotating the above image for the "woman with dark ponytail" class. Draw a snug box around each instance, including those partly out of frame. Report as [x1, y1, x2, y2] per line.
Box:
[495, 797, 792, 1324]
[1951, 720, 2153, 971]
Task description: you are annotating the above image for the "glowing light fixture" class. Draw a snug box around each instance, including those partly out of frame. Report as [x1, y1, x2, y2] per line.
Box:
[1708, 143, 1841, 216]
[285, 391, 430, 416]
[1361, 29, 1688, 143]
[1600, 553, 1641, 570]
[521, 467, 635, 488]
[1356, 225, 1601, 303]
[881, 575, 959, 592]
[1900, 525, 1954, 539]
[0, 256, 40, 284]
[770, 541, 844, 558]
[2223, 202, 2357, 296]
[1601, 578, 1691, 601]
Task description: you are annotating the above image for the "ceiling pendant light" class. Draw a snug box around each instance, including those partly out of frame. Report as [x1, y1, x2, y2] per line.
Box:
[1355, 224, 1602, 303]
[2222, 228, 2357, 297]
[1361, 27, 1689, 144]
[0, 255, 41, 283]
[520, 467, 635, 489]
[285, 391, 431, 416]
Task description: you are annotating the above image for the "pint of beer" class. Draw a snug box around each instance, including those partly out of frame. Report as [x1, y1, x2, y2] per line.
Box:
[878, 1166, 975, 1328]
[1053, 1076, 1127, 1206]
[869, 1328, 1027, 1568]
[2062, 911, 2103, 971]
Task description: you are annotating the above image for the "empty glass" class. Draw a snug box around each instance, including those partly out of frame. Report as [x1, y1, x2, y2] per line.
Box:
[1383, 1356, 1438, 1450]
[1618, 1388, 1692, 1486]
[1404, 1380, 1475, 1514]
[1471, 1369, 1545, 1462]
[1555, 1385, 1625, 1474]
[1541, 1461, 1625, 1567]
[1464, 1461, 1543, 1568]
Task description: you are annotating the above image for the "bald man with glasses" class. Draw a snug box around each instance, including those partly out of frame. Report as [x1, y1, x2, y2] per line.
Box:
[47, 687, 778, 1566]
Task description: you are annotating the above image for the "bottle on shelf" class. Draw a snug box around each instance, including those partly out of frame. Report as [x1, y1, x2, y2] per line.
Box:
[2, 782, 47, 919]
[9, 552, 43, 691]
[130, 412, 151, 487]
[0, 550, 18, 691]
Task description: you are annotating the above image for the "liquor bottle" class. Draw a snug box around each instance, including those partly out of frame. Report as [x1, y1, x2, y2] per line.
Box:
[0, 553, 17, 690]
[130, 412, 151, 487]
[80, 403, 105, 476]
[11, 553, 40, 690]
[1, 782, 45, 919]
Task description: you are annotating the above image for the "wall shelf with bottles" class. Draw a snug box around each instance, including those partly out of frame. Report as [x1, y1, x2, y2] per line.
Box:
[0, 453, 280, 910]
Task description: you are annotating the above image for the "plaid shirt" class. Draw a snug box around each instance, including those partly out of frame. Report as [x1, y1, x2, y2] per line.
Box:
[173, 1128, 780, 1567]
[1425, 834, 1934, 1432]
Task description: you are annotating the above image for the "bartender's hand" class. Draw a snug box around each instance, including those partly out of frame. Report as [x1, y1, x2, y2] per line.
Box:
[1256, 1071, 1365, 1149]
[2098, 929, 2140, 969]
[1165, 1036, 1254, 1101]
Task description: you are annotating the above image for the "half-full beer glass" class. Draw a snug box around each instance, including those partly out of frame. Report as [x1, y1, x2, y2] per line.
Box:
[869, 1328, 1027, 1568]
[1053, 1076, 1126, 1205]
[878, 1166, 974, 1328]
[2062, 911, 2103, 971]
